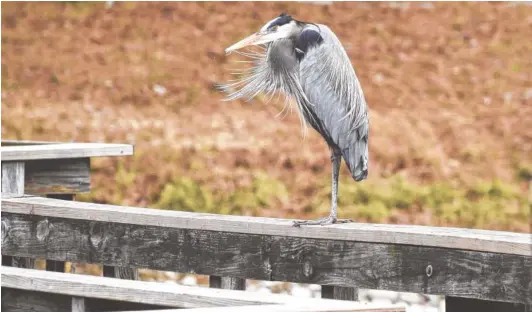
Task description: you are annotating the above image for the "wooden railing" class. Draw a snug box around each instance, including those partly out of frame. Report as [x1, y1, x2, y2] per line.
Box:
[3, 265, 403, 312]
[1, 141, 530, 312]
[2, 194, 530, 312]
[1, 140, 136, 279]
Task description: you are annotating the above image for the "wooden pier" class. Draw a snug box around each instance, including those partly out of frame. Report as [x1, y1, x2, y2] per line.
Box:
[1, 141, 530, 312]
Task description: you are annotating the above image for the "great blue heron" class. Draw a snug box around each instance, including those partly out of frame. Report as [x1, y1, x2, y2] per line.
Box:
[224, 13, 369, 226]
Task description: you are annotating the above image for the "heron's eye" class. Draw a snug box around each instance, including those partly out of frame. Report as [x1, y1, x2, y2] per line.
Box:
[270, 25, 279, 32]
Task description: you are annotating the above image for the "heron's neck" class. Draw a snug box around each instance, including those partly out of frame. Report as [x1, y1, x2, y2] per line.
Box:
[267, 39, 298, 73]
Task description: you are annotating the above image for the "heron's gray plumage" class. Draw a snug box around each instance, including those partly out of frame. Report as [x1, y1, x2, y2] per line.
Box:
[225, 22, 368, 182]
[223, 14, 369, 226]
[298, 24, 369, 181]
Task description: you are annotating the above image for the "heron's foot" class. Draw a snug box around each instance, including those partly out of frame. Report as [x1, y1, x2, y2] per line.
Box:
[292, 216, 353, 227]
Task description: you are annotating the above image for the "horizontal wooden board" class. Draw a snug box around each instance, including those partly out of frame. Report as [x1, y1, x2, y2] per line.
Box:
[2, 212, 531, 304]
[24, 158, 90, 194]
[1, 142, 133, 161]
[2, 195, 530, 256]
[109, 304, 405, 312]
[2, 288, 169, 312]
[1, 267, 384, 309]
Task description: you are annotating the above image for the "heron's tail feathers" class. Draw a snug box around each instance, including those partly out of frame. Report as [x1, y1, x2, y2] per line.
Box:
[342, 123, 369, 182]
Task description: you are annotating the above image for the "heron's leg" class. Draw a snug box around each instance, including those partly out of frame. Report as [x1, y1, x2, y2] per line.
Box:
[293, 150, 352, 227]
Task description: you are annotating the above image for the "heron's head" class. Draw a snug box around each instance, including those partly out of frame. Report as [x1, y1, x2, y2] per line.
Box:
[225, 13, 302, 53]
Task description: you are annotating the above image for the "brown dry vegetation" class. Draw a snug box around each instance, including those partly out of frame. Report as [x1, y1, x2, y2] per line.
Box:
[2, 2, 531, 232]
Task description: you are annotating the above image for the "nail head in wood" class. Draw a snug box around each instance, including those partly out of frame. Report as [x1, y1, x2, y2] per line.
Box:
[426, 264, 433, 277]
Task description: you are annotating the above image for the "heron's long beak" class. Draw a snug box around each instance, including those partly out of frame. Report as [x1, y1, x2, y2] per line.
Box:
[225, 31, 286, 54]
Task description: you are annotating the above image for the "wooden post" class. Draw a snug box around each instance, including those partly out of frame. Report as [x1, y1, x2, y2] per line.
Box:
[71, 297, 85, 312]
[446, 297, 528, 312]
[321, 286, 358, 301]
[209, 276, 246, 290]
[45, 193, 74, 272]
[1, 161, 34, 269]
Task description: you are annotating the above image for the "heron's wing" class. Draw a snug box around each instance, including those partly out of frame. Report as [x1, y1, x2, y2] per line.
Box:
[297, 25, 369, 181]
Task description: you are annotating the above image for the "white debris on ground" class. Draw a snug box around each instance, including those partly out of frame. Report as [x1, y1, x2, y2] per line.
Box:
[245, 281, 445, 312]
[152, 84, 167, 96]
[138, 270, 445, 311]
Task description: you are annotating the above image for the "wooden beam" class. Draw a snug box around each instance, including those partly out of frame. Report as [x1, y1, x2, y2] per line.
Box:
[1, 142, 133, 161]
[2, 196, 529, 256]
[1, 290, 405, 312]
[2, 211, 530, 304]
[1, 267, 384, 309]
[25, 158, 90, 195]
[1, 162, 34, 269]
[1, 288, 173, 312]
[108, 304, 406, 312]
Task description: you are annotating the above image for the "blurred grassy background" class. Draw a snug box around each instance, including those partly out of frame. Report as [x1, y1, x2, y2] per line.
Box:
[2, 1, 531, 233]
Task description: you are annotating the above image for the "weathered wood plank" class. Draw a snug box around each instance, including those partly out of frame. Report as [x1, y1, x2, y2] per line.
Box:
[1, 267, 374, 309]
[43, 194, 75, 273]
[445, 296, 528, 312]
[1, 142, 133, 161]
[1, 289, 404, 312]
[109, 304, 406, 312]
[2, 162, 25, 194]
[1, 288, 171, 312]
[322, 286, 358, 301]
[86, 298, 169, 311]
[2, 196, 529, 256]
[209, 276, 246, 290]
[24, 158, 90, 194]
[1, 162, 35, 269]
[2, 213, 530, 304]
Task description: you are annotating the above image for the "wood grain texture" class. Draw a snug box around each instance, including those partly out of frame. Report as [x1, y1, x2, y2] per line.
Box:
[45, 194, 75, 273]
[108, 304, 406, 312]
[1, 289, 404, 312]
[2, 162, 25, 194]
[1, 142, 133, 161]
[1, 267, 379, 309]
[24, 159, 90, 194]
[2, 213, 530, 304]
[210, 276, 246, 290]
[1, 162, 35, 270]
[1, 288, 172, 312]
[322, 286, 358, 301]
[2, 196, 530, 256]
